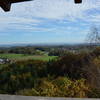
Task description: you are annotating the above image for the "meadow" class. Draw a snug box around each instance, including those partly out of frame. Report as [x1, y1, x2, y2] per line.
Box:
[0, 53, 57, 61]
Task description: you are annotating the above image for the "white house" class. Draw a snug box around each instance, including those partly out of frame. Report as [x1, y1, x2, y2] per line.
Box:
[0, 58, 10, 64]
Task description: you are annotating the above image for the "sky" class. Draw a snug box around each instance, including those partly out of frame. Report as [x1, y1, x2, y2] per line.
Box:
[0, 0, 100, 44]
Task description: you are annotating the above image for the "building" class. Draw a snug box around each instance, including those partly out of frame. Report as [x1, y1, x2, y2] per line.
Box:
[0, 58, 10, 64]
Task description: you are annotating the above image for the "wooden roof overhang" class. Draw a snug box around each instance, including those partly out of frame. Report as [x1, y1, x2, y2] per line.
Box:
[0, 0, 82, 12]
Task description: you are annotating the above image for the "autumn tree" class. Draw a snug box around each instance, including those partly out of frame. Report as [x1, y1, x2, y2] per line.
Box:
[86, 26, 100, 45]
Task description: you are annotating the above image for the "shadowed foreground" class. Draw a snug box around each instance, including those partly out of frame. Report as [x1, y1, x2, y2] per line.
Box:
[0, 95, 100, 100]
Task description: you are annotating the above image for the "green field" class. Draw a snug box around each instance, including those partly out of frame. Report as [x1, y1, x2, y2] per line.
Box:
[0, 53, 57, 61]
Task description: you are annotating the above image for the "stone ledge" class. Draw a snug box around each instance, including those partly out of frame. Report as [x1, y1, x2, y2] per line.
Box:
[0, 95, 100, 100]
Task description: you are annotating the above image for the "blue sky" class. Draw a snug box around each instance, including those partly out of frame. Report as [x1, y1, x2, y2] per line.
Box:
[0, 0, 100, 44]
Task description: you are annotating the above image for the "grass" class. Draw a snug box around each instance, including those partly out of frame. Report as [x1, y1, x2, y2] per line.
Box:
[0, 53, 57, 61]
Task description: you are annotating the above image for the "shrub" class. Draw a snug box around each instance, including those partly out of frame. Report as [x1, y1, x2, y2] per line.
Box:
[88, 88, 100, 98]
[37, 79, 56, 97]
[16, 88, 39, 96]
[53, 77, 89, 98]
[35, 77, 89, 98]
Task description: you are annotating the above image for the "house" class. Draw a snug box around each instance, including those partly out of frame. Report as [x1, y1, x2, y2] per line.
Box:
[0, 58, 10, 64]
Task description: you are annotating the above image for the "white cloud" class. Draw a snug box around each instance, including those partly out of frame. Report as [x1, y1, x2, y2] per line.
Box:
[0, 0, 100, 32]
[0, 0, 100, 19]
[7, 0, 100, 21]
[0, 16, 41, 31]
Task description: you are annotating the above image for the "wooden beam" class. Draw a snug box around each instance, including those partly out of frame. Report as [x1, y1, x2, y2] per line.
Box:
[74, 0, 82, 3]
